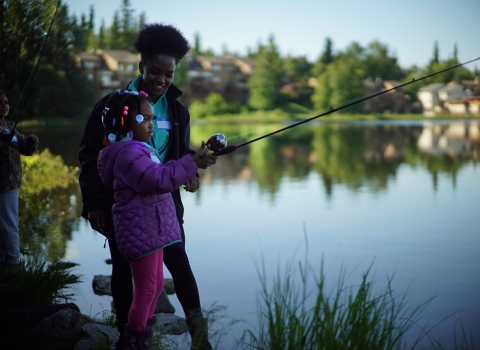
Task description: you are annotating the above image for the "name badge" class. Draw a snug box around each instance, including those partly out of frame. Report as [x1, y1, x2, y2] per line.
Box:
[11, 135, 18, 143]
[156, 118, 171, 130]
[150, 152, 161, 164]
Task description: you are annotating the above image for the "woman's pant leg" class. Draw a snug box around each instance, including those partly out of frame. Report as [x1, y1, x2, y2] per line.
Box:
[0, 188, 20, 264]
[163, 224, 202, 316]
[106, 213, 133, 330]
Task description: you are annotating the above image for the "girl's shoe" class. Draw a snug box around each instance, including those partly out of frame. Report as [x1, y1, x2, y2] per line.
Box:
[123, 324, 148, 350]
[144, 316, 157, 350]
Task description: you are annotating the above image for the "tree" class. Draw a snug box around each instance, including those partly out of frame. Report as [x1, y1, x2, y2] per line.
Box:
[0, 0, 94, 119]
[320, 37, 334, 65]
[86, 6, 95, 50]
[97, 20, 106, 49]
[248, 35, 283, 110]
[431, 41, 439, 65]
[109, 11, 121, 49]
[311, 56, 365, 113]
[363, 41, 403, 80]
[312, 37, 335, 78]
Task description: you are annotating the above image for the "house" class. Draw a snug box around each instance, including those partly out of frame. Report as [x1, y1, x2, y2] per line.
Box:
[181, 55, 255, 105]
[76, 50, 140, 99]
[418, 80, 480, 116]
[362, 78, 408, 113]
[417, 83, 446, 116]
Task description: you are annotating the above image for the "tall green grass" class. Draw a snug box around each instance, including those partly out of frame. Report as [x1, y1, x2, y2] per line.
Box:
[242, 236, 471, 350]
[0, 257, 82, 310]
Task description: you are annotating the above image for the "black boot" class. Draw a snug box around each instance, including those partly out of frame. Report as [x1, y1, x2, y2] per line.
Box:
[113, 321, 126, 350]
[187, 316, 213, 350]
[123, 324, 148, 350]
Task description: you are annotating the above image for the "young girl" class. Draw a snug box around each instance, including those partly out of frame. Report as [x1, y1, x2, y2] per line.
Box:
[97, 90, 216, 349]
[0, 90, 38, 273]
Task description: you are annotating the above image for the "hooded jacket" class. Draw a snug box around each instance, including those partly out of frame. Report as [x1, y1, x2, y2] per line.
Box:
[0, 121, 38, 192]
[97, 140, 198, 261]
[78, 85, 196, 237]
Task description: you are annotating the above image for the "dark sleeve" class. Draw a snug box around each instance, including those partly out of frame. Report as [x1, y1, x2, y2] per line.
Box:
[16, 130, 38, 156]
[178, 104, 196, 158]
[78, 94, 110, 216]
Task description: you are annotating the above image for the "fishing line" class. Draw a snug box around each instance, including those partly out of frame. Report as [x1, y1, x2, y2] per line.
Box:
[208, 56, 480, 156]
[2, 0, 61, 144]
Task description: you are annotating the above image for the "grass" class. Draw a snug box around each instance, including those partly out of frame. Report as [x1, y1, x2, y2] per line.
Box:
[242, 233, 476, 350]
[0, 257, 83, 310]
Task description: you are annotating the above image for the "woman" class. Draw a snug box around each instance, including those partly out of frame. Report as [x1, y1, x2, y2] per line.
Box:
[79, 24, 213, 349]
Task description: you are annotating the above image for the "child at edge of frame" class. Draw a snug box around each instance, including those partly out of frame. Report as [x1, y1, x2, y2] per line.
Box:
[0, 89, 39, 273]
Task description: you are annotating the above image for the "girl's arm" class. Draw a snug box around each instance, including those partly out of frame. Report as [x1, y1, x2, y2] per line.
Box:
[116, 143, 199, 195]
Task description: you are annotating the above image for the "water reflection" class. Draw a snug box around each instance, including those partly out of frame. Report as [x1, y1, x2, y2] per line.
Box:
[19, 119, 480, 348]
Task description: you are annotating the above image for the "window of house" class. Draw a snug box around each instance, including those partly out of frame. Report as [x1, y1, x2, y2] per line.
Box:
[83, 61, 95, 69]
[118, 63, 124, 72]
[87, 74, 93, 81]
[127, 63, 135, 72]
[212, 64, 222, 71]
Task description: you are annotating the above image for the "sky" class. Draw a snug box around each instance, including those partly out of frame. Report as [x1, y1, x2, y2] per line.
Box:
[64, 0, 480, 71]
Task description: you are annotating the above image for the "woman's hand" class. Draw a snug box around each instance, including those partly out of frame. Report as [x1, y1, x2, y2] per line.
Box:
[26, 134, 38, 146]
[192, 141, 218, 169]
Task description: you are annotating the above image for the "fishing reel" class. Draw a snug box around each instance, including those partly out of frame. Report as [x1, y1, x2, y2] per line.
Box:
[205, 133, 227, 154]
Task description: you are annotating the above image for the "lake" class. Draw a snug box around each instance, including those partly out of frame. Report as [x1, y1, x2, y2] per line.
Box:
[20, 118, 480, 349]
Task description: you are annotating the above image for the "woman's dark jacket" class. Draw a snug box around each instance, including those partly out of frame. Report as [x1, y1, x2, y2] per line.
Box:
[78, 84, 196, 233]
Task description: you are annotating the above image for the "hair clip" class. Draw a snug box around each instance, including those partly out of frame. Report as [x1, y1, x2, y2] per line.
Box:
[128, 131, 133, 140]
[123, 106, 129, 116]
[139, 91, 149, 98]
[108, 133, 116, 143]
[112, 118, 116, 127]
[136, 114, 144, 124]
[121, 116, 124, 126]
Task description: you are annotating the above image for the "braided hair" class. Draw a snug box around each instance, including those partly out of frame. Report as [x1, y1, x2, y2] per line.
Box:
[102, 91, 149, 146]
[134, 23, 191, 63]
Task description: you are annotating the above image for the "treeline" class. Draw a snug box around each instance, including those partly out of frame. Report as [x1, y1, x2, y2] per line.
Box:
[1, 0, 477, 120]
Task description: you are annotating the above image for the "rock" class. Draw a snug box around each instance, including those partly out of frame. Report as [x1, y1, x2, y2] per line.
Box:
[155, 313, 188, 335]
[164, 278, 175, 294]
[155, 289, 176, 314]
[74, 323, 118, 350]
[34, 308, 92, 339]
[92, 275, 112, 296]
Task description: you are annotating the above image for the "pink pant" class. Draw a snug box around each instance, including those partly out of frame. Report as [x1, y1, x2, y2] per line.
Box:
[128, 249, 164, 331]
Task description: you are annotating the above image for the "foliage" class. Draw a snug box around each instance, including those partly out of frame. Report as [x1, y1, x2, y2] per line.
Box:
[0, 257, 83, 310]
[248, 35, 284, 110]
[19, 149, 80, 261]
[189, 92, 240, 118]
[0, 0, 95, 119]
[244, 239, 441, 350]
[21, 148, 79, 194]
[312, 56, 366, 113]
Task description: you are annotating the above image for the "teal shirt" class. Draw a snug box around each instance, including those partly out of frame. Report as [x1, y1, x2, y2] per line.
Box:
[128, 75, 170, 163]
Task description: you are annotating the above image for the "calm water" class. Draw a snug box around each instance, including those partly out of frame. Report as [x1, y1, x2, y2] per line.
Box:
[21, 119, 480, 349]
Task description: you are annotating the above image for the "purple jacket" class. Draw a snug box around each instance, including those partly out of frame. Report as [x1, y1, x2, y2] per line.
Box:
[97, 141, 198, 262]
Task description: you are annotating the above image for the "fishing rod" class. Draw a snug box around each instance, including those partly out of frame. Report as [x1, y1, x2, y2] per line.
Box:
[204, 56, 480, 156]
[0, 0, 61, 145]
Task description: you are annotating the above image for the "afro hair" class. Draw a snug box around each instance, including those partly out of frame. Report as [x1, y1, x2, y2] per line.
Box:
[134, 23, 191, 63]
